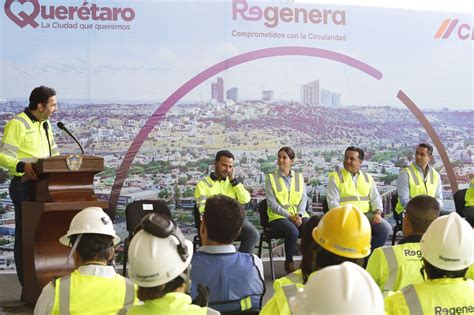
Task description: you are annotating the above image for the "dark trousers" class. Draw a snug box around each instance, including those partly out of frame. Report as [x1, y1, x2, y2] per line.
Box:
[269, 217, 308, 262]
[9, 177, 32, 286]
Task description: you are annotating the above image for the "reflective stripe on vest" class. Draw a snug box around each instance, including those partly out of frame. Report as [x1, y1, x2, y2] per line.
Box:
[240, 296, 252, 311]
[282, 285, 299, 314]
[267, 171, 304, 221]
[332, 169, 372, 213]
[402, 285, 423, 315]
[56, 272, 135, 314]
[12, 116, 31, 129]
[382, 247, 398, 292]
[0, 143, 19, 158]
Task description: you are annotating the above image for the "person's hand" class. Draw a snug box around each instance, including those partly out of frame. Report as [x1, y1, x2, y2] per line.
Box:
[228, 167, 234, 180]
[23, 163, 37, 181]
[192, 284, 210, 307]
[294, 216, 303, 227]
[373, 211, 383, 224]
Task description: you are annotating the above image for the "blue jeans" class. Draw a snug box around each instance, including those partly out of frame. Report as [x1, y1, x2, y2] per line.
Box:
[238, 218, 259, 254]
[269, 217, 308, 262]
[365, 212, 391, 249]
[9, 177, 33, 286]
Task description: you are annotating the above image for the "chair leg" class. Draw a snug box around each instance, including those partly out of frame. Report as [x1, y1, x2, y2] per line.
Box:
[258, 236, 263, 258]
[122, 249, 127, 277]
[268, 239, 275, 281]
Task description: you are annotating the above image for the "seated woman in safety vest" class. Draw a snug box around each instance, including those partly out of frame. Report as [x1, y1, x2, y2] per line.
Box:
[34, 207, 137, 314]
[265, 146, 310, 274]
[261, 204, 372, 315]
[127, 213, 220, 315]
[273, 215, 321, 290]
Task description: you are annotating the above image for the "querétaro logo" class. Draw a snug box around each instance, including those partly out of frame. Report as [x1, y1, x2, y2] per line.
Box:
[434, 19, 474, 40]
[4, 0, 136, 29]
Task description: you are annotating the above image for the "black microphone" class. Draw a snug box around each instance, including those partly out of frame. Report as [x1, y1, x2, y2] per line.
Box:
[43, 122, 52, 157]
[57, 121, 85, 154]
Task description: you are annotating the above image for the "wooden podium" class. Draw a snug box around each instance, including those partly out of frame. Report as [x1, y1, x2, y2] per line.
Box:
[21, 155, 107, 305]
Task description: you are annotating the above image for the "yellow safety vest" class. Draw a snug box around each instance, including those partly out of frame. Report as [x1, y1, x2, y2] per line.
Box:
[266, 171, 306, 222]
[329, 168, 373, 213]
[0, 111, 59, 176]
[260, 282, 304, 315]
[127, 292, 214, 315]
[51, 270, 136, 314]
[366, 242, 423, 296]
[194, 175, 250, 213]
[273, 269, 304, 290]
[384, 278, 474, 315]
[465, 178, 474, 207]
[396, 164, 440, 214]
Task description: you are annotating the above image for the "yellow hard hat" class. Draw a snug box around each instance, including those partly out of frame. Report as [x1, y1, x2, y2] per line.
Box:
[312, 204, 371, 258]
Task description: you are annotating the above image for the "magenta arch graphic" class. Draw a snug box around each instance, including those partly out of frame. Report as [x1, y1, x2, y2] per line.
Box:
[107, 46, 453, 215]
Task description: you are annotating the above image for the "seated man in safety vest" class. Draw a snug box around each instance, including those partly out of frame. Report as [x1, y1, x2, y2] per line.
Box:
[366, 195, 440, 295]
[190, 195, 265, 313]
[395, 143, 443, 215]
[384, 212, 474, 314]
[326, 146, 391, 249]
[194, 150, 259, 253]
[34, 207, 136, 314]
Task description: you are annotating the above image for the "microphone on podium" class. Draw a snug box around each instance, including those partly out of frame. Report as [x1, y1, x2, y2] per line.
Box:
[57, 121, 85, 154]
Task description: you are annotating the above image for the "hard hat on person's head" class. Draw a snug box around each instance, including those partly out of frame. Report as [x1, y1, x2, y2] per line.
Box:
[421, 212, 474, 271]
[59, 207, 120, 246]
[289, 262, 384, 314]
[128, 214, 193, 287]
[312, 204, 371, 258]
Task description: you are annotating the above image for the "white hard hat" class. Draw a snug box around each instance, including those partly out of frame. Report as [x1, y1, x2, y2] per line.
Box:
[421, 212, 474, 271]
[289, 262, 384, 314]
[59, 207, 120, 246]
[128, 228, 193, 287]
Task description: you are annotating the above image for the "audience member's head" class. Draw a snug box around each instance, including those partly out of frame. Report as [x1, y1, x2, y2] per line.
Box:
[421, 212, 473, 280]
[403, 195, 440, 235]
[289, 262, 384, 314]
[299, 214, 322, 284]
[59, 207, 120, 266]
[128, 213, 193, 301]
[201, 195, 245, 245]
[312, 204, 371, 269]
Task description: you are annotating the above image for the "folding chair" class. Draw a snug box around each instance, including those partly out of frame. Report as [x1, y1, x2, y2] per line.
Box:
[122, 199, 171, 276]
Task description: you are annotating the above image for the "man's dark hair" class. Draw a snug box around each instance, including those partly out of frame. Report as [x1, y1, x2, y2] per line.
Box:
[70, 233, 114, 262]
[406, 195, 440, 234]
[215, 150, 234, 163]
[278, 147, 296, 160]
[423, 259, 468, 280]
[417, 143, 433, 156]
[203, 195, 244, 244]
[345, 146, 364, 161]
[137, 267, 188, 301]
[314, 243, 365, 270]
[29, 86, 56, 110]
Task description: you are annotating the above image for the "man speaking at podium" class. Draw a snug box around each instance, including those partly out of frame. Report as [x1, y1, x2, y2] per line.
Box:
[0, 86, 59, 286]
